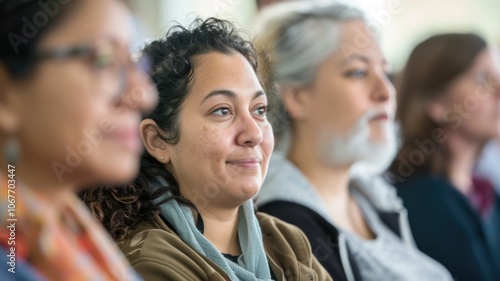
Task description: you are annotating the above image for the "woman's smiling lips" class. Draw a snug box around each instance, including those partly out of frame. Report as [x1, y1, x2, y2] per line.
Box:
[106, 127, 141, 152]
[226, 157, 262, 169]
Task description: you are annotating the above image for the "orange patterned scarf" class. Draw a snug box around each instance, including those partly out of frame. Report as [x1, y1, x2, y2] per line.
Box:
[0, 172, 141, 281]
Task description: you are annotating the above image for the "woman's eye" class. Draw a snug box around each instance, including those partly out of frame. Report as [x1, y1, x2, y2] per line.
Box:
[345, 69, 367, 78]
[93, 54, 115, 69]
[212, 107, 232, 116]
[253, 106, 268, 116]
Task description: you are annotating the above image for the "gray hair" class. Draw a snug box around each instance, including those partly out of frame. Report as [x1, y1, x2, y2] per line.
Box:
[254, 2, 366, 135]
[255, 2, 366, 88]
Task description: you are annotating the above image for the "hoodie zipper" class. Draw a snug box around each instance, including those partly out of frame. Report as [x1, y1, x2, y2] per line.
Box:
[338, 233, 355, 281]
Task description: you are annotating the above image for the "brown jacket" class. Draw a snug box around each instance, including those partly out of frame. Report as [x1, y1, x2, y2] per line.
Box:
[119, 212, 333, 281]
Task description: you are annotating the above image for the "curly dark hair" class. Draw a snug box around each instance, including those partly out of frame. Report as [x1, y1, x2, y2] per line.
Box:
[79, 17, 263, 242]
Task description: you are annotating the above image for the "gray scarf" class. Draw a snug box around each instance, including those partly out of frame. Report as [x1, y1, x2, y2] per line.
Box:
[153, 178, 273, 281]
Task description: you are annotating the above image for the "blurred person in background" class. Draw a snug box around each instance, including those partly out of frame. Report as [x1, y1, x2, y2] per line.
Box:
[0, 0, 157, 280]
[80, 18, 332, 281]
[475, 138, 500, 194]
[256, 0, 295, 11]
[390, 33, 500, 281]
[475, 47, 500, 193]
[254, 2, 453, 281]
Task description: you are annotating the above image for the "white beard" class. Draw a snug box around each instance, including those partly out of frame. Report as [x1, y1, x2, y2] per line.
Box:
[318, 109, 398, 177]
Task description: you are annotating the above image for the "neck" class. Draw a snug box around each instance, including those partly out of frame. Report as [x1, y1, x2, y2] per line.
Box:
[288, 128, 351, 201]
[287, 127, 375, 239]
[197, 205, 241, 256]
[1, 151, 74, 204]
[444, 132, 483, 194]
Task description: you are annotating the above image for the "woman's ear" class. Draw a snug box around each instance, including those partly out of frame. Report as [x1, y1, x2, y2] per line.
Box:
[281, 87, 311, 121]
[139, 119, 170, 163]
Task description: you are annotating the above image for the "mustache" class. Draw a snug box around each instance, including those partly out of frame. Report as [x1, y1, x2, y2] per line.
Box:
[358, 108, 392, 124]
[318, 108, 397, 169]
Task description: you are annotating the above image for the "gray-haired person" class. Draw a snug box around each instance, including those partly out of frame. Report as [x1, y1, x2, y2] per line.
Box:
[254, 2, 453, 281]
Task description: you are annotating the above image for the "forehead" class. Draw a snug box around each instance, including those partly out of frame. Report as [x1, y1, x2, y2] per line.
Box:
[189, 52, 262, 97]
[39, 0, 133, 48]
[334, 20, 383, 62]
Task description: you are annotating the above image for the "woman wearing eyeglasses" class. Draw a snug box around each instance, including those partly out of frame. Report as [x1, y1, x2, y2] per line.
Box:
[0, 0, 157, 280]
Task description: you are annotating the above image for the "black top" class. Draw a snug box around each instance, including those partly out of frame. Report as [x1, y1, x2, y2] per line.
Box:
[396, 173, 500, 281]
[259, 200, 407, 281]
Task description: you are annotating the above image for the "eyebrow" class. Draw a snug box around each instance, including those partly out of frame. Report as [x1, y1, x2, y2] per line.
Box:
[340, 54, 388, 67]
[201, 89, 266, 104]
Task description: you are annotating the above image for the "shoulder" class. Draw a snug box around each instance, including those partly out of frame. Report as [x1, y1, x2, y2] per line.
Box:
[257, 212, 333, 281]
[118, 214, 224, 281]
[259, 201, 330, 234]
[258, 200, 335, 239]
[395, 174, 477, 234]
[395, 173, 453, 192]
[257, 211, 322, 262]
[118, 218, 173, 265]
[395, 173, 462, 205]
[259, 200, 319, 220]
[395, 173, 459, 204]
[258, 212, 311, 253]
[257, 211, 311, 236]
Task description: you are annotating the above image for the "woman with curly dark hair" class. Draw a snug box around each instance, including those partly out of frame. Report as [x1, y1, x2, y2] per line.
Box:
[80, 17, 331, 281]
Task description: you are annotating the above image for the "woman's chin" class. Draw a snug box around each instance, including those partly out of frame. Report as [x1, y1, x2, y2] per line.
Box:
[236, 181, 262, 201]
[90, 156, 140, 186]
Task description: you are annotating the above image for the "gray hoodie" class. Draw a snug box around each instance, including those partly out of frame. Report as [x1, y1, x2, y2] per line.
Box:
[257, 152, 453, 281]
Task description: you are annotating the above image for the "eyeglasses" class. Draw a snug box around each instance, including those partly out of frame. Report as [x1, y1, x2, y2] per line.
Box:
[33, 40, 154, 99]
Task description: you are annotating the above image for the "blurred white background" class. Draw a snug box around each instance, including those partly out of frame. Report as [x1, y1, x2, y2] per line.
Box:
[125, 0, 500, 72]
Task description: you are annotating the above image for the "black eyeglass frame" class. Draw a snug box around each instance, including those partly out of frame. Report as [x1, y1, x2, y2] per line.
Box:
[28, 42, 153, 97]
[32, 44, 150, 71]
